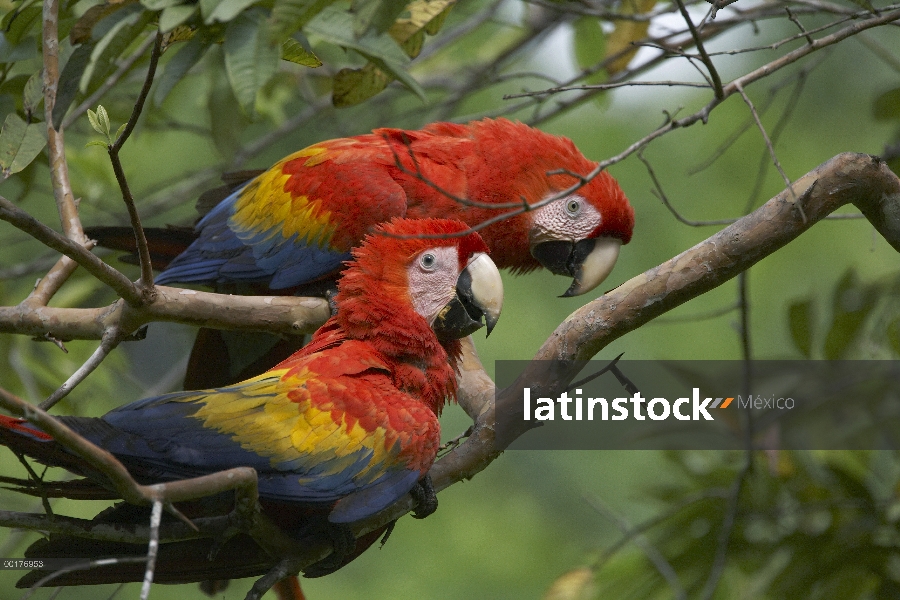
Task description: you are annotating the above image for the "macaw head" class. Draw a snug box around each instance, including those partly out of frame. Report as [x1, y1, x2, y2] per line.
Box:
[528, 167, 634, 297]
[336, 218, 503, 343]
[460, 118, 635, 298]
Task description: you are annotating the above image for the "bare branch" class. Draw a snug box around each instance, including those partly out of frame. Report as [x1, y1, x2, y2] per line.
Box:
[698, 453, 752, 600]
[25, 244, 93, 308]
[674, 0, 724, 99]
[638, 150, 737, 226]
[139, 500, 163, 600]
[0, 196, 142, 305]
[40, 327, 123, 410]
[0, 287, 331, 341]
[735, 82, 794, 198]
[586, 495, 687, 600]
[108, 32, 165, 297]
[786, 7, 815, 45]
[42, 0, 85, 247]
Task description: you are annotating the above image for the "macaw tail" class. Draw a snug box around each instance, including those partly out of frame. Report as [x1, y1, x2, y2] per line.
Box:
[84, 225, 198, 271]
[1, 417, 392, 589]
[14, 500, 390, 589]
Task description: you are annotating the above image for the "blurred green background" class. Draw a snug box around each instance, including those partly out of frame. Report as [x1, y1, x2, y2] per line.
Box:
[2, 0, 900, 598]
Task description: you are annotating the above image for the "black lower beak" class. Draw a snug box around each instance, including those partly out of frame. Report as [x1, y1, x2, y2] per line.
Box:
[432, 255, 503, 341]
[433, 270, 486, 342]
[532, 238, 622, 297]
[532, 239, 598, 281]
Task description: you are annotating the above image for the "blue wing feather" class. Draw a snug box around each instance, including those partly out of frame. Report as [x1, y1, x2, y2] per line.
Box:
[156, 187, 350, 289]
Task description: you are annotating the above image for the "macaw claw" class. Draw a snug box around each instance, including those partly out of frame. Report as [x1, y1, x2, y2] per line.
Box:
[411, 474, 438, 519]
[302, 522, 357, 578]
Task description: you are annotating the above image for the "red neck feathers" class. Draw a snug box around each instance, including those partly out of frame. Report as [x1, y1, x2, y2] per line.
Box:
[325, 219, 488, 416]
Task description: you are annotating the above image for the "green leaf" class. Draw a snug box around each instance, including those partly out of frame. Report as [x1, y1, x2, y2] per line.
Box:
[3, 6, 41, 46]
[159, 4, 198, 32]
[87, 108, 102, 134]
[281, 38, 322, 66]
[52, 42, 95, 129]
[202, 0, 259, 23]
[223, 9, 280, 113]
[844, 0, 876, 12]
[271, 0, 334, 38]
[83, 9, 156, 96]
[0, 113, 47, 178]
[141, 0, 185, 10]
[305, 5, 410, 65]
[351, 0, 408, 36]
[332, 63, 392, 107]
[0, 32, 40, 63]
[153, 35, 211, 106]
[787, 300, 814, 358]
[208, 69, 247, 157]
[604, 0, 655, 75]
[873, 87, 900, 121]
[22, 72, 43, 119]
[86, 139, 109, 148]
[388, 0, 455, 58]
[70, 2, 134, 44]
[886, 318, 900, 356]
[823, 270, 878, 360]
[97, 105, 110, 135]
[364, 53, 425, 101]
[573, 16, 607, 85]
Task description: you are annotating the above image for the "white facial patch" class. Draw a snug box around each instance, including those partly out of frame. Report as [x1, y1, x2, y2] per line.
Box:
[406, 246, 462, 325]
[530, 194, 603, 245]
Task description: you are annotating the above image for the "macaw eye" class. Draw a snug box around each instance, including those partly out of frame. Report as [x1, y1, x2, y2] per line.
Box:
[565, 198, 582, 217]
[419, 252, 437, 270]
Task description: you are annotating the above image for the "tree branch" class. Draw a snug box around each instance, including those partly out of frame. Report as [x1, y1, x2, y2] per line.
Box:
[0, 287, 331, 340]
[108, 32, 165, 297]
[42, 0, 85, 246]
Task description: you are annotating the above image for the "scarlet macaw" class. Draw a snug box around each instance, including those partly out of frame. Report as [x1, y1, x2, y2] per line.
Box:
[0, 218, 503, 588]
[94, 118, 634, 298]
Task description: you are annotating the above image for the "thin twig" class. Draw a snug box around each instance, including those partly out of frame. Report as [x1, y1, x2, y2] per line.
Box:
[108, 32, 164, 296]
[42, 0, 85, 246]
[735, 82, 794, 198]
[674, 0, 724, 99]
[698, 453, 752, 600]
[24, 241, 94, 308]
[39, 326, 123, 410]
[742, 65, 812, 210]
[586, 495, 688, 600]
[0, 196, 142, 305]
[504, 80, 711, 99]
[591, 488, 730, 571]
[653, 302, 738, 324]
[638, 150, 737, 226]
[530, 5, 900, 127]
[140, 499, 163, 600]
[786, 7, 815, 44]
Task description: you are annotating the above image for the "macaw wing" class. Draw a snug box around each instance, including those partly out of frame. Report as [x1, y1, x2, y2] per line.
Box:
[156, 143, 408, 289]
[66, 343, 434, 521]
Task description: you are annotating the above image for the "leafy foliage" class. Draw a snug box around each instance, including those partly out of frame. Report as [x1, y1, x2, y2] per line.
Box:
[788, 269, 900, 360]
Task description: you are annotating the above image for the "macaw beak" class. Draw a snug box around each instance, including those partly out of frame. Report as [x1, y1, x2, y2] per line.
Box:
[531, 237, 622, 297]
[433, 253, 503, 341]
